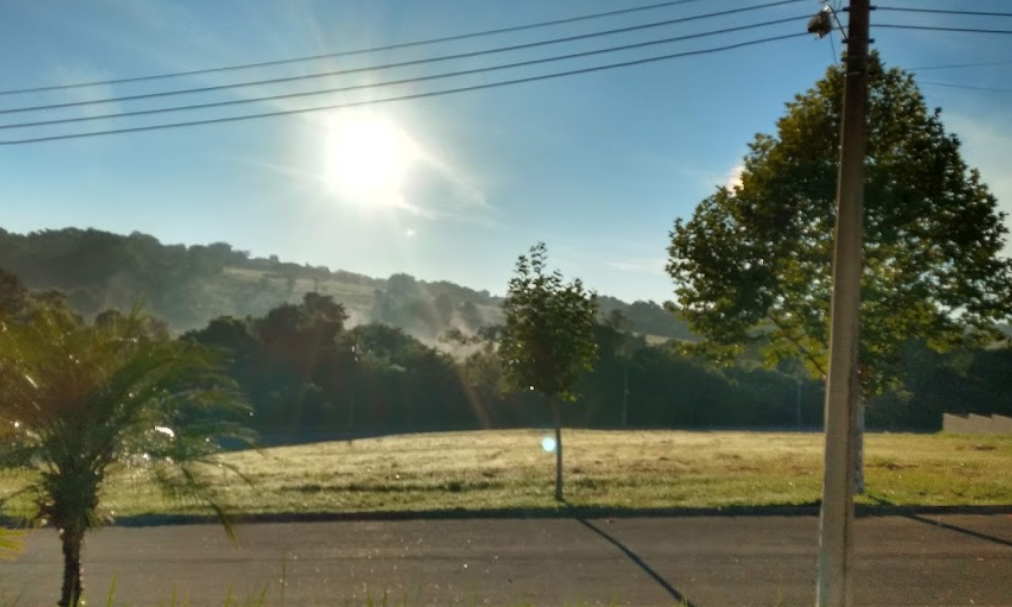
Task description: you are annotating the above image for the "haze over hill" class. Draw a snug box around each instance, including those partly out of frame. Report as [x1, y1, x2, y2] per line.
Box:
[2, 226, 1010, 436]
[0, 227, 694, 342]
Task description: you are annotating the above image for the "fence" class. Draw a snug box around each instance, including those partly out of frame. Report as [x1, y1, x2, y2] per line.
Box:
[942, 413, 1012, 434]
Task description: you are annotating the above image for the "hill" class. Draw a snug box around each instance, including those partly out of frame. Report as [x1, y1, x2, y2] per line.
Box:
[0, 227, 693, 340]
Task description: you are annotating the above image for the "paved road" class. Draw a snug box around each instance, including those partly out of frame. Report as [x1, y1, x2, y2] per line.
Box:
[5, 515, 1012, 606]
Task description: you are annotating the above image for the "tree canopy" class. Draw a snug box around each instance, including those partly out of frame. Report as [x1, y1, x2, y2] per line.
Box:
[0, 306, 253, 606]
[667, 53, 1012, 395]
[499, 243, 598, 501]
[500, 243, 599, 402]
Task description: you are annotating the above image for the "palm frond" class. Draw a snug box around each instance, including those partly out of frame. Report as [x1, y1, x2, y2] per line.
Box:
[0, 304, 256, 533]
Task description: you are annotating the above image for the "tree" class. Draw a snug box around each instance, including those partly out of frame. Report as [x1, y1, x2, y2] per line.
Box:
[0, 382, 24, 560]
[247, 294, 348, 429]
[499, 243, 598, 501]
[0, 266, 30, 319]
[386, 273, 419, 300]
[95, 308, 171, 341]
[182, 315, 261, 402]
[459, 301, 485, 331]
[603, 310, 645, 427]
[667, 54, 1012, 488]
[434, 292, 456, 327]
[0, 307, 253, 607]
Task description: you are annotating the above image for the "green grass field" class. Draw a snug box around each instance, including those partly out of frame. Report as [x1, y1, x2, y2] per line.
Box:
[4, 430, 1012, 519]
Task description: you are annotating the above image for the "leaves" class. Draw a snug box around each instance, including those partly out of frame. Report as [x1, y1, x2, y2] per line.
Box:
[667, 53, 1012, 396]
[499, 243, 599, 402]
[0, 305, 254, 535]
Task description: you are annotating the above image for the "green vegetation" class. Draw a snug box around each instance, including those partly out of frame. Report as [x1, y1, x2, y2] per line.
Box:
[0, 306, 253, 607]
[5, 430, 1011, 518]
[2, 255, 1010, 439]
[668, 53, 1012, 394]
[0, 227, 689, 341]
[0, 528, 20, 560]
[667, 54, 1012, 495]
[500, 243, 599, 501]
[3, 43, 1011, 607]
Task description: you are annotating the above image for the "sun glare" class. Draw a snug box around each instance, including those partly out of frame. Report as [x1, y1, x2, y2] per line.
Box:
[323, 113, 413, 204]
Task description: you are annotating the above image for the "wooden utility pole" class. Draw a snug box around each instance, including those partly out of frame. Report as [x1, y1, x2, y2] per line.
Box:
[817, 0, 871, 605]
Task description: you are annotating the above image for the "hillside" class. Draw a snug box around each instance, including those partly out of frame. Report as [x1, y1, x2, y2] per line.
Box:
[0, 227, 693, 340]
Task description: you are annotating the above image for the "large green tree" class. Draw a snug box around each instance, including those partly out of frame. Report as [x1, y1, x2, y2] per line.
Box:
[0, 307, 253, 607]
[667, 54, 1012, 485]
[500, 243, 598, 501]
[669, 53, 1012, 388]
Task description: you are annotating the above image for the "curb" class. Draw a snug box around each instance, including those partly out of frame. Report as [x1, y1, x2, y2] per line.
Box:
[7, 504, 1012, 529]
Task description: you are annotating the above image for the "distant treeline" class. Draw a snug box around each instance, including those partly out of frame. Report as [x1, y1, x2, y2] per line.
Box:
[2, 228, 1009, 435]
[177, 292, 1010, 435]
[0, 227, 692, 340]
[179, 292, 820, 435]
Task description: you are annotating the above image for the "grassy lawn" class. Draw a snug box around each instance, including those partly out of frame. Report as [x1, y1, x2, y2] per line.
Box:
[4, 430, 1012, 518]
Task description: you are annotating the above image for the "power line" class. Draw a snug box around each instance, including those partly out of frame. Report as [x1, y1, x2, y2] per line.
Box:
[0, 32, 808, 146]
[0, 0, 808, 98]
[0, 16, 808, 130]
[920, 80, 1012, 92]
[876, 6, 1012, 18]
[0, 0, 804, 116]
[828, 30, 841, 68]
[907, 59, 1012, 71]
[875, 24, 1012, 35]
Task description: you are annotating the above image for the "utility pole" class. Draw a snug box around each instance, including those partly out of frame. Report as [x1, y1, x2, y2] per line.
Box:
[816, 0, 870, 605]
[621, 362, 630, 427]
[796, 377, 803, 429]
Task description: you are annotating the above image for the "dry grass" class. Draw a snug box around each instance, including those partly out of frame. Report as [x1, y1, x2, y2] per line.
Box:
[222, 267, 379, 308]
[220, 267, 502, 322]
[4, 430, 1012, 518]
[644, 335, 674, 346]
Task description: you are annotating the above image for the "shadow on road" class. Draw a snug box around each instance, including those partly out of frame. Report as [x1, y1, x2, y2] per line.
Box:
[573, 516, 701, 607]
[869, 495, 1012, 549]
[904, 512, 1012, 549]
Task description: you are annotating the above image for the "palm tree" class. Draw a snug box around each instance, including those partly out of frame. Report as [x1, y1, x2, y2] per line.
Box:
[0, 406, 22, 561]
[0, 306, 254, 607]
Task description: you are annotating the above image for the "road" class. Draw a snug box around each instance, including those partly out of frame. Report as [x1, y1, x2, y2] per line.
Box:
[5, 514, 1012, 606]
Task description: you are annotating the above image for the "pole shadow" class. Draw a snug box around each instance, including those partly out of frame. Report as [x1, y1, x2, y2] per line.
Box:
[869, 495, 1012, 549]
[572, 515, 701, 607]
[904, 512, 1012, 549]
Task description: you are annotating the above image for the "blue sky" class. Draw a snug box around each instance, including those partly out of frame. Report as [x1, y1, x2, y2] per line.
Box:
[1, 0, 1010, 304]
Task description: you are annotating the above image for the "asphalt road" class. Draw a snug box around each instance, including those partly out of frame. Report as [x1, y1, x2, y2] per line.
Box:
[5, 515, 1012, 607]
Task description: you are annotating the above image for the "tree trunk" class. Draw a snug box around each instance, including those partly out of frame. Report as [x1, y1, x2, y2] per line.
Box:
[552, 402, 564, 502]
[852, 400, 865, 495]
[621, 362, 630, 427]
[796, 378, 803, 429]
[58, 527, 85, 607]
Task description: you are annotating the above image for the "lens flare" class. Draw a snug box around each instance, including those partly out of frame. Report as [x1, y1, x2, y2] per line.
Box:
[323, 112, 414, 205]
[541, 436, 557, 452]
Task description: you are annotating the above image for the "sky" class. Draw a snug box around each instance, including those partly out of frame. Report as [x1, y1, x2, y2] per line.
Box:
[1, 0, 1010, 304]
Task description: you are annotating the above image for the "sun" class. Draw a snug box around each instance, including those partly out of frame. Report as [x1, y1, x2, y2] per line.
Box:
[323, 113, 413, 203]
